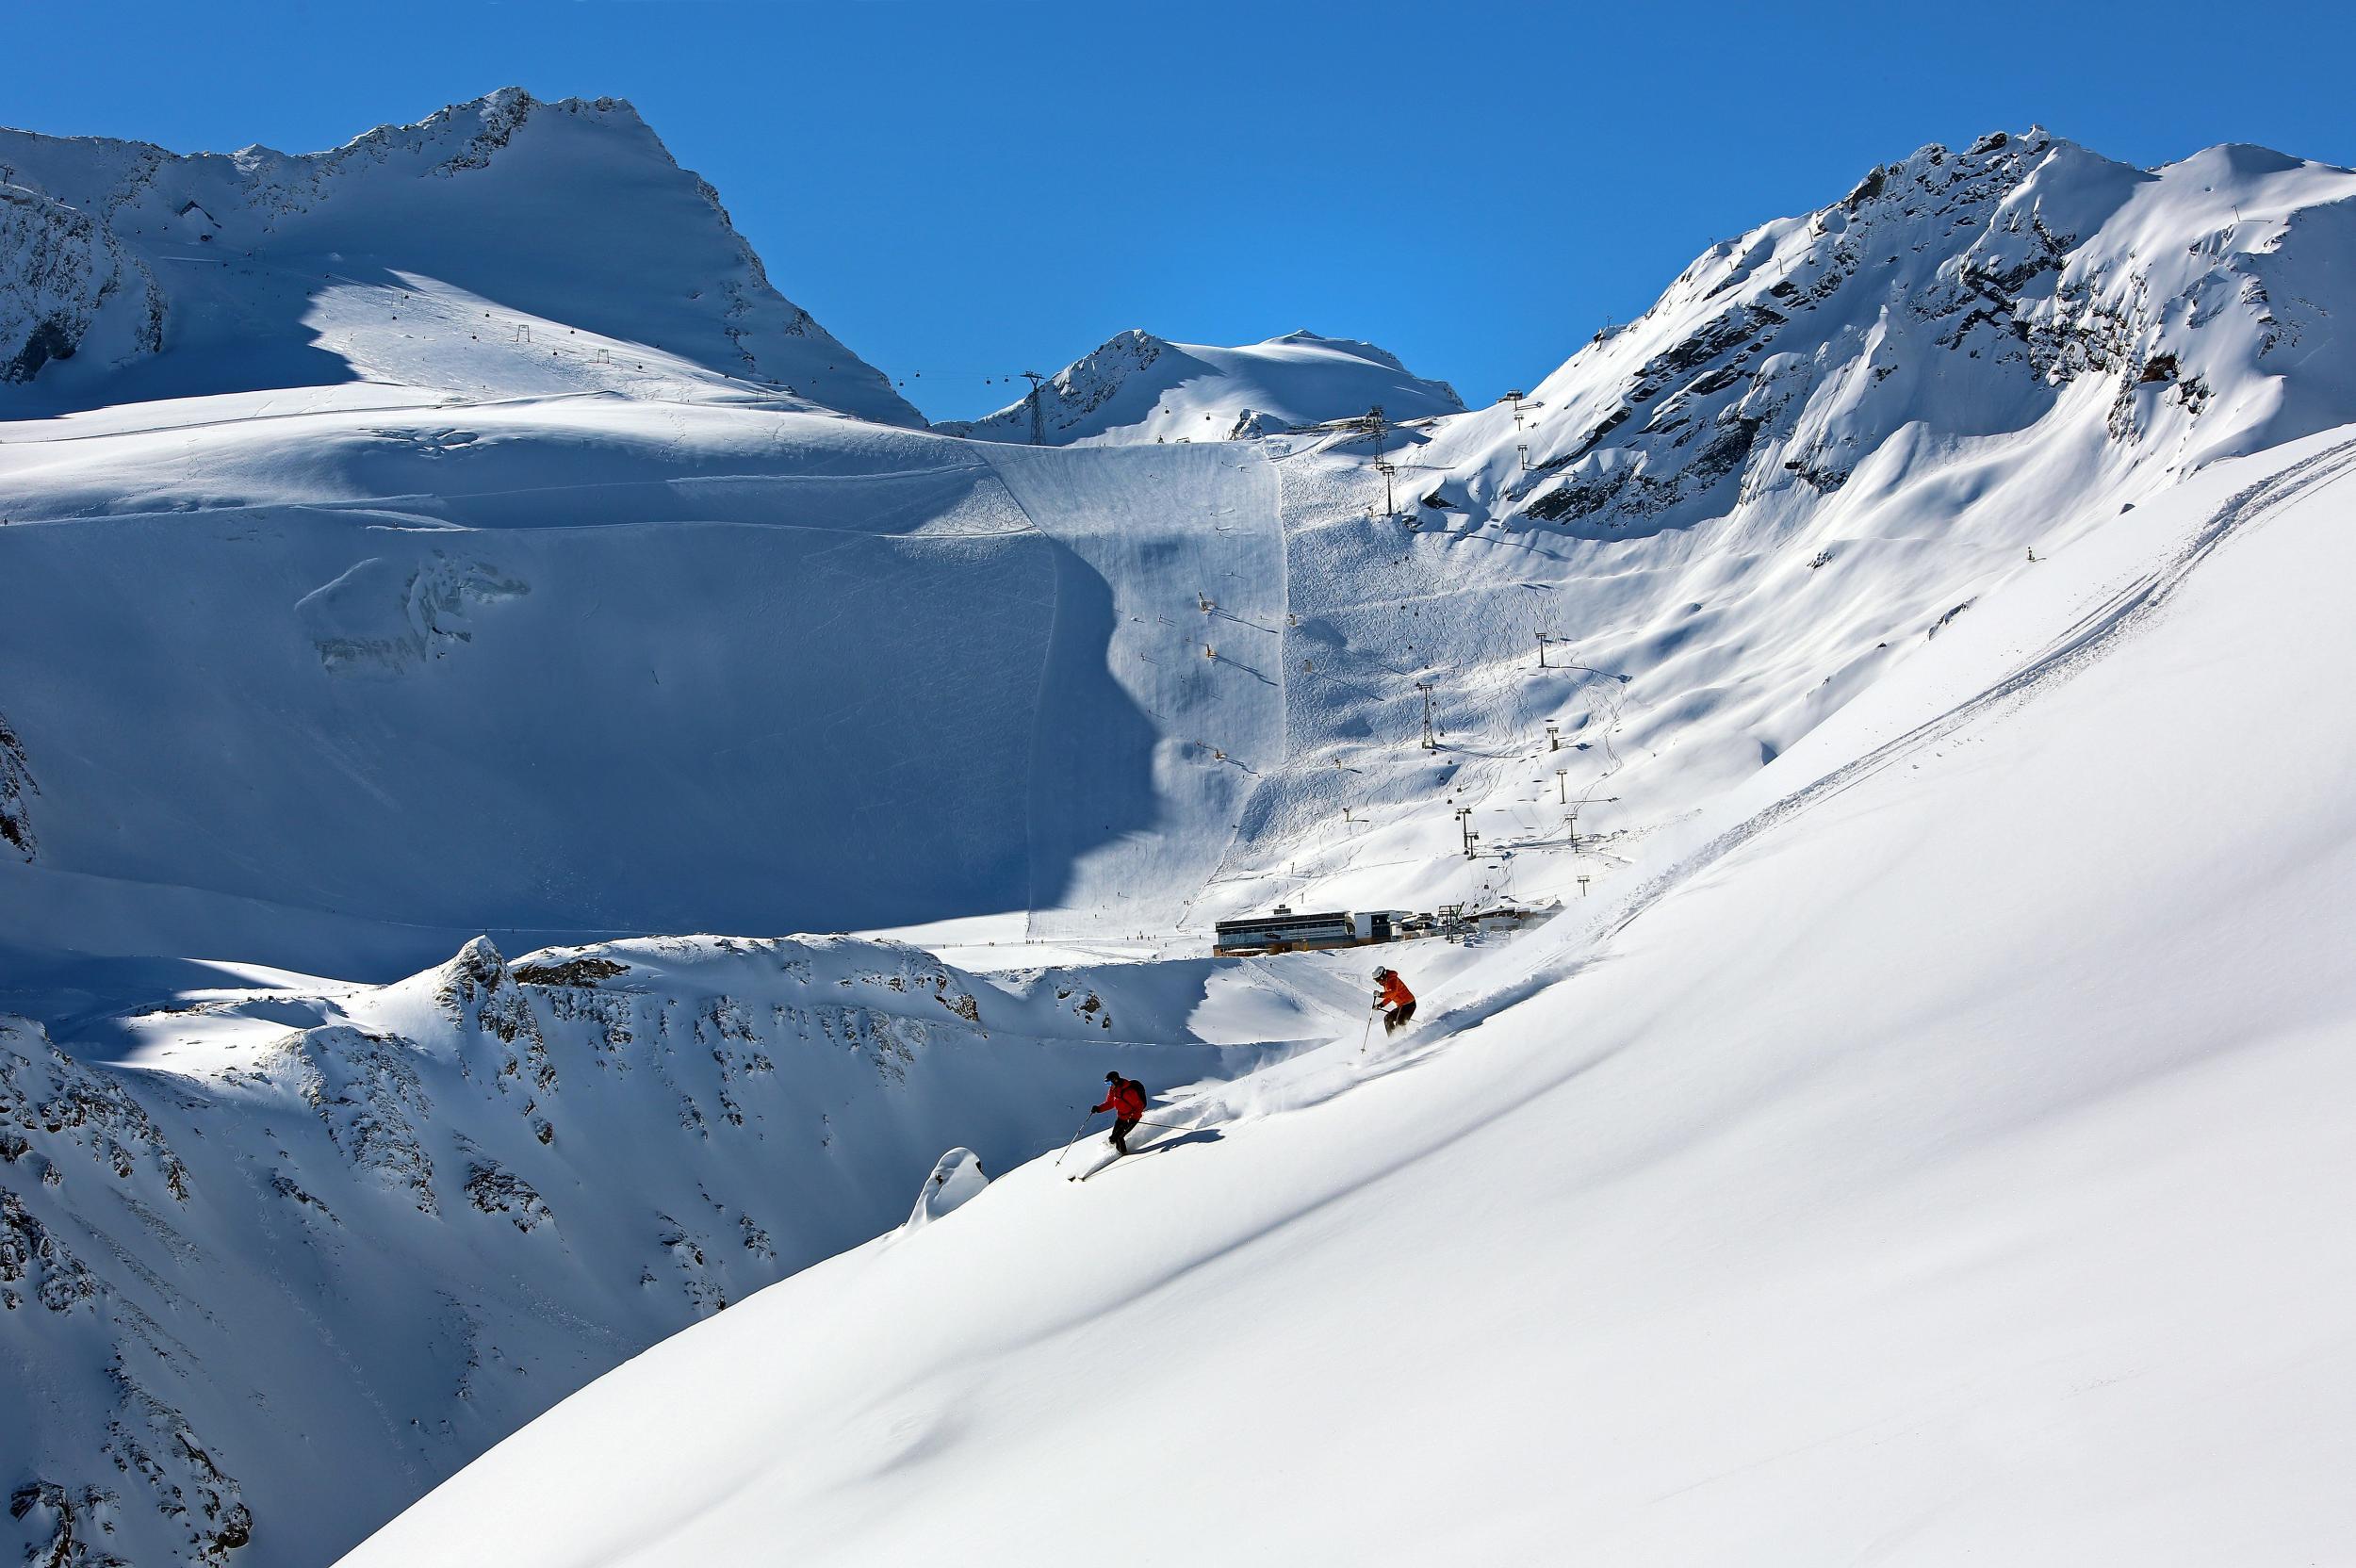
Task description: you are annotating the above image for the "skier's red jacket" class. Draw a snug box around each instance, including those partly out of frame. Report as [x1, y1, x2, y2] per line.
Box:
[1094, 1078, 1147, 1119]
[1377, 972, 1415, 1010]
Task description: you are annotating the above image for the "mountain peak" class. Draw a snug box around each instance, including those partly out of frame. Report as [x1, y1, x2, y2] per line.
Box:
[1443, 124, 2356, 547]
[0, 93, 922, 423]
[937, 327, 1462, 445]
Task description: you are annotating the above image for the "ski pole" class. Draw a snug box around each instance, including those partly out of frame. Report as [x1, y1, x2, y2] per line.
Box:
[1054, 1108, 1096, 1167]
[1357, 1012, 1375, 1052]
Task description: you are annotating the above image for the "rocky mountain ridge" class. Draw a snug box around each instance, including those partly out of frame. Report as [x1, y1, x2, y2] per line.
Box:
[1423, 129, 2356, 540]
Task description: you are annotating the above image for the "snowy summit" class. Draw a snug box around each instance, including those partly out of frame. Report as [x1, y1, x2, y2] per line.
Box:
[0, 88, 921, 424]
[935, 327, 1464, 444]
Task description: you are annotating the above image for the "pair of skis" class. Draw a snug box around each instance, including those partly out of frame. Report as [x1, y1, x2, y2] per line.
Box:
[1069, 1135, 1156, 1183]
[1067, 1122, 1189, 1183]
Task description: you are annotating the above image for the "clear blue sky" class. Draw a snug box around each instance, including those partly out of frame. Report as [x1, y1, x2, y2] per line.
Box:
[9, 1, 2351, 422]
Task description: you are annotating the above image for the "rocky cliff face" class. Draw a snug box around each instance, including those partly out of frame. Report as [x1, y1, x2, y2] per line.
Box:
[0, 935, 1235, 1566]
[0, 711, 34, 860]
[0, 180, 163, 384]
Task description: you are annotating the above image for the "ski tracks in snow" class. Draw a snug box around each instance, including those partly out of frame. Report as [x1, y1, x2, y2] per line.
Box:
[1355, 436, 2356, 1078]
[1606, 435, 2356, 939]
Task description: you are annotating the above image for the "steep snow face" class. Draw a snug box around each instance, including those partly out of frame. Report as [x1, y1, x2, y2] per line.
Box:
[0, 931, 1275, 1568]
[343, 425, 2356, 1568]
[937, 328, 1464, 445]
[0, 90, 920, 425]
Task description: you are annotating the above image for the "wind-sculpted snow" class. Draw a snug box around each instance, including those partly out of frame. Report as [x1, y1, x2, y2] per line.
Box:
[0, 933, 1264, 1567]
[0, 89, 919, 424]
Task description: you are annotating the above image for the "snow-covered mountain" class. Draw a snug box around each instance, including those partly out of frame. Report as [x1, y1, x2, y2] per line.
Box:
[0, 89, 920, 425]
[8, 114, 2356, 1566]
[3, 930, 1289, 1567]
[1420, 129, 2356, 531]
[934, 327, 1464, 444]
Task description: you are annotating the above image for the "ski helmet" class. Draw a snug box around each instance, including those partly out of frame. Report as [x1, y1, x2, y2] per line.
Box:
[1105, 1070, 1122, 1082]
[1372, 966, 1392, 980]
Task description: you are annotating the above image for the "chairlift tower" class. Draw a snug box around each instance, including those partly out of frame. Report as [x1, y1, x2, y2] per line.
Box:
[1415, 680, 1438, 750]
[1021, 369, 1050, 445]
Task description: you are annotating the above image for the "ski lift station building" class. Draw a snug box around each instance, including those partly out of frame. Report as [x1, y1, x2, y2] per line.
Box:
[1212, 906, 1403, 956]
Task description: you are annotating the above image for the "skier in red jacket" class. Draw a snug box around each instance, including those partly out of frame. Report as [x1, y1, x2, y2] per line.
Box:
[1373, 966, 1416, 1035]
[1093, 1070, 1148, 1154]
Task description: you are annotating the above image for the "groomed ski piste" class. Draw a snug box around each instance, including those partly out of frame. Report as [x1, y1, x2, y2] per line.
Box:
[6, 97, 2356, 1563]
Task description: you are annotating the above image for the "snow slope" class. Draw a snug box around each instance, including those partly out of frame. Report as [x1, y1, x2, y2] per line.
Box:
[347, 423, 2356, 1567]
[0, 89, 919, 425]
[1, 929, 1301, 1568]
[1155, 127, 2356, 943]
[0, 409, 1298, 972]
[935, 328, 1464, 445]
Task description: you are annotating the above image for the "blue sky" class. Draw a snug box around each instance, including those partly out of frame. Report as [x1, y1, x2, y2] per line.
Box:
[10, 1, 2351, 421]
